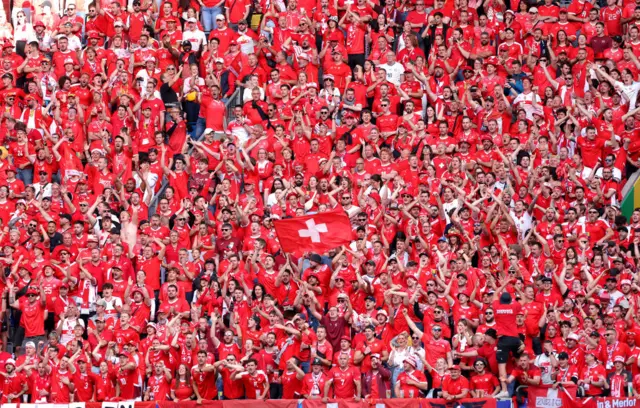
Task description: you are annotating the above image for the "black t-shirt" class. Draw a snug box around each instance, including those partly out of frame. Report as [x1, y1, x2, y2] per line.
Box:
[160, 82, 179, 107]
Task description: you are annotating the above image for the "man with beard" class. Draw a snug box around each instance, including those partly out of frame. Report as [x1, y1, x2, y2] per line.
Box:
[145, 361, 172, 401]
[0, 358, 28, 403]
[191, 350, 218, 403]
[302, 358, 330, 399]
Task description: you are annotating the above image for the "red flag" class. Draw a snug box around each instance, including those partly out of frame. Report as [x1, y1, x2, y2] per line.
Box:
[527, 384, 581, 408]
[273, 210, 352, 255]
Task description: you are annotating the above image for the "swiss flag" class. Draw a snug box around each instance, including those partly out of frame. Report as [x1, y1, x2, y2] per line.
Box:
[527, 385, 586, 408]
[273, 209, 352, 255]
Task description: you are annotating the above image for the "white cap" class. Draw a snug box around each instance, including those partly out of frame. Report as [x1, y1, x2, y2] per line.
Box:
[5, 358, 15, 366]
[567, 333, 580, 341]
[187, 17, 197, 23]
[204, 128, 214, 134]
[215, 14, 225, 20]
[25, 341, 36, 348]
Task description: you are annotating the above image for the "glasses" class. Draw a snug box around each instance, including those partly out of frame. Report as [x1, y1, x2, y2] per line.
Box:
[222, 228, 231, 231]
[557, 240, 564, 243]
[485, 312, 493, 315]
[381, 104, 388, 107]
[434, 310, 442, 314]
[342, 196, 351, 200]
[412, 336, 420, 340]
[432, 327, 442, 331]
[27, 294, 37, 298]
[321, 111, 329, 114]
[79, 204, 88, 207]
[167, 67, 175, 70]
[179, 218, 187, 221]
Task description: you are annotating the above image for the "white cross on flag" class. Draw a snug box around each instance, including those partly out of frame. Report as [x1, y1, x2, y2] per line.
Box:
[273, 209, 352, 255]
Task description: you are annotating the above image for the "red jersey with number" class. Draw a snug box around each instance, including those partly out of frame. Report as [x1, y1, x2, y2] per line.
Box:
[147, 374, 171, 401]
[73, 371, 96, 402]
[240, 370, 269, 399]
[328, 366, 361, 398]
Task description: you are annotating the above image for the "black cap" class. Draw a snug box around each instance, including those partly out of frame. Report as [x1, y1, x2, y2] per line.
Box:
[182, 40, 191, 46]
[557, 352, 569, 360]
[312, 358, 322, 366]
[365, 295, 375, 302]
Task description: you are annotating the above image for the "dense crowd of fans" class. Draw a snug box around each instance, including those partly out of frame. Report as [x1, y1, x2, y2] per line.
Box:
[0, 0, 639, 402]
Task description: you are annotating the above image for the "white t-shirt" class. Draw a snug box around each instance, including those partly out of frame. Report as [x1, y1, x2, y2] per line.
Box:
[513, 91, 542, 121]
[378, 62, 405, 85]
[615, 80, 640, 109]
[509, 210, 533, 240]
[181, 29, 208, 52]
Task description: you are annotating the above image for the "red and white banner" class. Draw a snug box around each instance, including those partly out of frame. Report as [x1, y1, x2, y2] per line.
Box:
[593, 397, 638, 408]
[422, 398, 498, 408]
[0, 398, 496, 408]
[527, 385, 585, 408]
[273, 209, 352, 255]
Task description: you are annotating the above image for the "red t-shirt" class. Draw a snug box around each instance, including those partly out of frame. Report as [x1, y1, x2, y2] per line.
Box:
[492, 299, 522, 338]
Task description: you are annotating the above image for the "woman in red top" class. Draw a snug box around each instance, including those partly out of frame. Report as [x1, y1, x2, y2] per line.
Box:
[170, 364, 195, 401]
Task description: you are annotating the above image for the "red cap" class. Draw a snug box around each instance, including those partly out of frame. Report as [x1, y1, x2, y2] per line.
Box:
[87, 31, 100, 39]
[485, 57, 498, 67]
[20, 264, 34, 275]
[340, 335, 351, 343]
